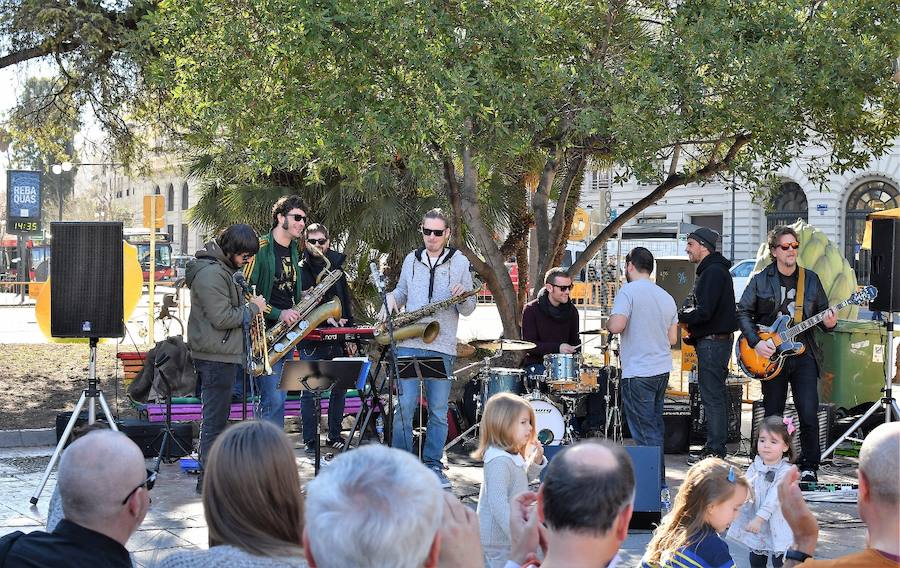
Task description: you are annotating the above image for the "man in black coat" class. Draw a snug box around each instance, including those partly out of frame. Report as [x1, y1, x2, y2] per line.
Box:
[678, 227, 738, 462]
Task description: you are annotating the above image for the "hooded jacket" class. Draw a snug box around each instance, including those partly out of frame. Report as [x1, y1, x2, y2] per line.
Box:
[678, 252, 738, 339]
[185, 240, 260, 364]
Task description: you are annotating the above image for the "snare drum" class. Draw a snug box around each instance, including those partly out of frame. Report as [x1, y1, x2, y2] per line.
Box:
[543, 353, 581, 382]
[524, 393, 565, 446]
[482, 367, 526, 405]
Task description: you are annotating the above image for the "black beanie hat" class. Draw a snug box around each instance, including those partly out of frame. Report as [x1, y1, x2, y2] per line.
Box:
[687, 227, 719, 252]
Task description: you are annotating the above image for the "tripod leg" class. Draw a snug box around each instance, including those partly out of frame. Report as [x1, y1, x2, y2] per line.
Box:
[96, 392, 119, 432]
[821, 399, 884, 460]
[31, 392, 88, 505]
[443, 421, 480, 451]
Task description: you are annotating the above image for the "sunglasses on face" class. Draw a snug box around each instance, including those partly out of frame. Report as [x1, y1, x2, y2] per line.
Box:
[287, 213, 307, 223]
[307, 238, 327, 245]
[552, 284, 573, 292]
[421, 227, 446, 237]
[122, 469, 157, 505]
[776, 242, 800, 251]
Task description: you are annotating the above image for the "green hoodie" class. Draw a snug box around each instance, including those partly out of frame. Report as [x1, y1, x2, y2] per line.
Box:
[185, 239, 260, 364]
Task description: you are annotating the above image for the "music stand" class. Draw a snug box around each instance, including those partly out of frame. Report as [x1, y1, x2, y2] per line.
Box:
[394, 356, 449, 460]
[281, 359, 368, 474]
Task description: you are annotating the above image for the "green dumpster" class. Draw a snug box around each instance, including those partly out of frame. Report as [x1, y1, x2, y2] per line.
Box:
[816, 320, 888, 412]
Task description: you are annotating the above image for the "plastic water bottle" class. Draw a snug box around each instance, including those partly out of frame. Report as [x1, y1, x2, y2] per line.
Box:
[661, 485, 671, 513]
[375, 415, 384, 443]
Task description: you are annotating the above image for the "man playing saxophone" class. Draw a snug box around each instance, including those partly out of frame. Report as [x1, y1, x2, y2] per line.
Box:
[242, 195, 308, 428]
[382, 208, 477, 488]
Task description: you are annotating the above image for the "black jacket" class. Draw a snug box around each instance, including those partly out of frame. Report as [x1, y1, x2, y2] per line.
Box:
[736, 262, 833, 371]
[678, 252, 738, 338]
[298, 248, 354, 347]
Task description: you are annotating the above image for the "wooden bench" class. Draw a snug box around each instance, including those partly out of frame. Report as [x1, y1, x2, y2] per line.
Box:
[117, 351, 147, 389]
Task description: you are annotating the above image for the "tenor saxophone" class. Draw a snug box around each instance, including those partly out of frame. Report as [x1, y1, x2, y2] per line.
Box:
[374, 279, 482, 345]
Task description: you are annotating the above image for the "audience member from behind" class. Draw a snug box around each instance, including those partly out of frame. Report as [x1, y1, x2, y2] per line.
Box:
[304, 444, 483, 568]
[159, 420, 306, 567]
[643, 458, 749, 568]
[0, 430, 150, 567]
[523, 440, 635, 568]
[46, 422, 111, 533]
[779, 422, 900, 567]
[473, 393, 546, 567]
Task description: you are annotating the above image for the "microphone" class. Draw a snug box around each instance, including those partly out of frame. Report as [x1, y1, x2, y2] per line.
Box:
[369, 261, 384, 292]
[233, 271, 250, 293]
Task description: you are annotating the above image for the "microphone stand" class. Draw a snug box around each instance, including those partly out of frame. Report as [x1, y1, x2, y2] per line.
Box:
[372, 265, 402, 447]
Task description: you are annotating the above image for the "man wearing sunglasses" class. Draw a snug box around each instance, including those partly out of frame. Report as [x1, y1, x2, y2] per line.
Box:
[186, 224, 265, 492]
[242, 195, 308, 428]
[679, 226, 739, 464]
[737, 225, 836, 482]
[383, 208, 476, 488]
[521, 267, 580, 376]
[297, 223, 357, 454]
[0, 430, 150, 566]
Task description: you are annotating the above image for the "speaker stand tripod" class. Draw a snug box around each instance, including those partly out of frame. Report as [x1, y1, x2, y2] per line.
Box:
[31, 338, 119, 505]
[822, 313, 899, 461]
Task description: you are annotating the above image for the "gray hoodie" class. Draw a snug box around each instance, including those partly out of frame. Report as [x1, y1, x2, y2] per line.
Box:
[185, 240, 260, 364]
[390, 247, 477, 356]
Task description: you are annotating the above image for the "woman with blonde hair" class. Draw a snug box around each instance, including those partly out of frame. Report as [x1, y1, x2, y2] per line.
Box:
[473, 392, 546, 567]
[159, 421, 306, 567]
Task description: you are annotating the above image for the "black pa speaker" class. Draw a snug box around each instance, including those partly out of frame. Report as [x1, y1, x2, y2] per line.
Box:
[625, 445, 662, 528]
[51, 222, 124, 338]
[869, 218, 899, 313]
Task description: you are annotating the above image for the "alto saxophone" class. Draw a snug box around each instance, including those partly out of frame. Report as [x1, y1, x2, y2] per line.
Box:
[251, 245, 343, 375]
[374, 278, 482, 345]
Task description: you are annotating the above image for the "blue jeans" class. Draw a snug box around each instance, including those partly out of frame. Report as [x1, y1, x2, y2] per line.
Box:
[194, 359, 241, 465]
[391, 347, 454, 469]
[299, 343, 348, 444]
[696, 337, 732, 456]
[621, 373, 668, 480]
[253, 348, 293, 428]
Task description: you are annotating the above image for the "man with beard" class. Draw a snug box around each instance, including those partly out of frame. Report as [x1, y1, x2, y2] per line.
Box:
[607, 247, 677, 476]
[521, 268, 580, 378]
[296, 223, 358, 454]
[678, 227, 739, 464]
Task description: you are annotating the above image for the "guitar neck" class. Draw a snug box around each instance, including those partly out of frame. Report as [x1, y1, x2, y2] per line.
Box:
[782, 300, 848, 340]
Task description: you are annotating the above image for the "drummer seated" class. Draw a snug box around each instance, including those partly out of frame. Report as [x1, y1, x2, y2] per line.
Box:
[521, 268, 580, 377]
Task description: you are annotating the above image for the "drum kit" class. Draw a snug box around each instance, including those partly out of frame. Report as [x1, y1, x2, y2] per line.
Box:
[445, 330, 623, 451]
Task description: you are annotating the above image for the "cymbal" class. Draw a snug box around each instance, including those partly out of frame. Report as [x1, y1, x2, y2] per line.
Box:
[456, 342, 476, 358]
[579, 329, 609, 335]
[471, 338, 536, 352]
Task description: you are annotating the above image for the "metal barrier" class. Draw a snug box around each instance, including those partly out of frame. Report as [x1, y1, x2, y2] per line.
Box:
[0, 281, 42, 305]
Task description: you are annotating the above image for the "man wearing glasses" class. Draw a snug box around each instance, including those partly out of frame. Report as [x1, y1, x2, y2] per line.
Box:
[521, 267, 580, 377]
[737, 225, 836, 482]
[186, 223, 265, 485]
[0, 430, 152, 566]
[679, 226, 738, 464]
[243, 195, 308, 428]
[382, 208, 476, 488]
[297, 222, 358, 454]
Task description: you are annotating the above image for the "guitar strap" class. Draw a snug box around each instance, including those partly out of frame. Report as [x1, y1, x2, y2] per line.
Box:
[794, 267, 805, 325]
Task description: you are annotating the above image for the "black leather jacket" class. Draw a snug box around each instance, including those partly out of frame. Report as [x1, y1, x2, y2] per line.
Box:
[736, 262, 834, 372]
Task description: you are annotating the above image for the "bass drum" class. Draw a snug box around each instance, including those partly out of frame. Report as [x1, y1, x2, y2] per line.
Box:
[525, 394, 566, 446]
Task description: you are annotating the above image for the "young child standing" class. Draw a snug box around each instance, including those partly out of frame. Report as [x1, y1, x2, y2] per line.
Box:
[727, 416, 796, 567]
[473, 392, 547, 568]
[642, 457, 750, 568]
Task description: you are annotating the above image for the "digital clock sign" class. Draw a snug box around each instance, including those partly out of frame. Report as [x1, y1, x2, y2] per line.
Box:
[6, 170, 42, 234]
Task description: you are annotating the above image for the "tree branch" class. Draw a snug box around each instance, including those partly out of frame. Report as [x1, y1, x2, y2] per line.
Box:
[0, 42, 80, 69]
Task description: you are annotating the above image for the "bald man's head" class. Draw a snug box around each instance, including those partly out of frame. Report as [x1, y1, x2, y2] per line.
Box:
[859, 422, 900, 507]
[541, 440, 634, 535]
[58, 430, 147, 526]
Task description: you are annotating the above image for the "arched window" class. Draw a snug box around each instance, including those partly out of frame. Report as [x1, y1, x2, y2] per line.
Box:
[154, 185, 161, 195]
[845, 180, 899, 284]
[167, 183, 175, 211]
[181, 182, 189, 210]
[766, 181, 808, 231]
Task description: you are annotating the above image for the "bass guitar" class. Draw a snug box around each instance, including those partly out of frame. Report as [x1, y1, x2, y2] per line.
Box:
[735, 285, 877, 381]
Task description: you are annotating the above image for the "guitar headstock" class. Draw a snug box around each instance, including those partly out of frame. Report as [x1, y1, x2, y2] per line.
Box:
[850, 285, 878, 305]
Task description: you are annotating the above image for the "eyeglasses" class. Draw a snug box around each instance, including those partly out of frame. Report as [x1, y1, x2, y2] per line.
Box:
[287, 213, 307, 223]
[238, 253, 254, 261]
[421, 227, 446, 237]
[307, 238, 327, 245]
[776, 242, 800, 251]
[552, 284, 573, 292]
[121, 469, 157, 505]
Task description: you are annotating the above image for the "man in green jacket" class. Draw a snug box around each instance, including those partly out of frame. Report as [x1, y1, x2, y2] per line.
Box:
[242, 195, 308, 427]
[186, 224, 265, 483]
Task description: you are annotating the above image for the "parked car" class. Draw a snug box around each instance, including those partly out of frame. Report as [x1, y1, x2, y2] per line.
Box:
[730, 258, 756, 303]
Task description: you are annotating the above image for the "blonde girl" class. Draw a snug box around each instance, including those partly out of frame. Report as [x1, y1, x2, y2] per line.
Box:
[728, 416, 796, 567]
[473, 392, 547, 568]
[643, 457, 750, 568]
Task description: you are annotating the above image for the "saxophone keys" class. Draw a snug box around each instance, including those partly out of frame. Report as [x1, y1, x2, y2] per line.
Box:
[273, 342, 286, 353]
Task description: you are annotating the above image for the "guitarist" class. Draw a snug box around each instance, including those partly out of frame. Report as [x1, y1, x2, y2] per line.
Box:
[678, 227, 738, 464]
[737, 226, 837, 483]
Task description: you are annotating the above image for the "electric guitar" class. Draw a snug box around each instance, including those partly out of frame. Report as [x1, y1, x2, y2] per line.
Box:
[735, 285, 877, 381]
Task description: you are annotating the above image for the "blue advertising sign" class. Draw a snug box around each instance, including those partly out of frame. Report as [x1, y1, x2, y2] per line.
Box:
[6, 170, 42, 234]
